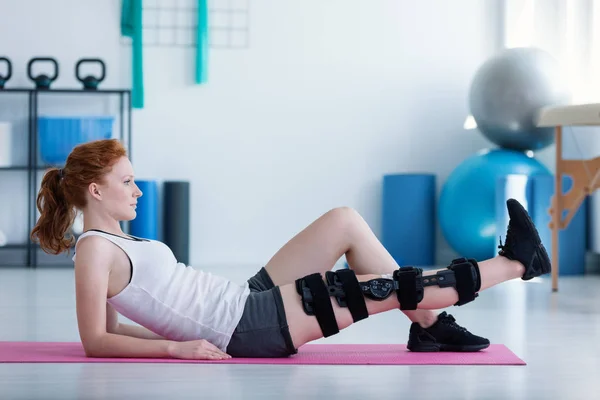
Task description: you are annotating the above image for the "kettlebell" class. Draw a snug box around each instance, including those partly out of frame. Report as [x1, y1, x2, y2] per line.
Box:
[27, 57, 59, 89]
[76, 58, 106, 90]
[0, 57, 11, 89]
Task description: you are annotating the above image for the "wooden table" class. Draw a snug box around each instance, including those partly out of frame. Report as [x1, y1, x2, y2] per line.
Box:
[536, 103, 600, 291]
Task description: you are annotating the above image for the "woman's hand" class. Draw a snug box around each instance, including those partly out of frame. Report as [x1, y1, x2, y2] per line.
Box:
[168, 339, 232, 360]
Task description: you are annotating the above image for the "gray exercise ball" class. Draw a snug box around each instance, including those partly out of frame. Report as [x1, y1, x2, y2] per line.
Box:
[469, 47, 571, 151]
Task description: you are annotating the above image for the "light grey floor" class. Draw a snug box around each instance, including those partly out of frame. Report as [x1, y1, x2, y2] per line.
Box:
[1, 265, 599, 400]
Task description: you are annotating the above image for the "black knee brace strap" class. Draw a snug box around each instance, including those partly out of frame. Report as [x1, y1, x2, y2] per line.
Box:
[295, 273, 339, 337]
[325, 269, 369, 323]
[445, 257, 481, 306]
[393, 267, 424, 310]
[296, 269, 369, 338]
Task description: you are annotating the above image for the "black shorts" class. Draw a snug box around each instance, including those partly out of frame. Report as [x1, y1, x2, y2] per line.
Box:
[225, 267, 298, 358]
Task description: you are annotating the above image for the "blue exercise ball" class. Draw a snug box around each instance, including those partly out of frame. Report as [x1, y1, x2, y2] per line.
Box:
[439, 148, 551, 260]
[469, 47, 571, 151]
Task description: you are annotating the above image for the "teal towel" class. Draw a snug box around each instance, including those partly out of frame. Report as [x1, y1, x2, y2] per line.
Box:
[196, 0, 209, 84]
[121, 0, 144, 108]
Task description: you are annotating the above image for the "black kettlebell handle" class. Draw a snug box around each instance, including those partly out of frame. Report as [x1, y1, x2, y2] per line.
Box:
[76, 58, 106, 86]
[27, 57, 59, 87]
[0, 57, 12, 88]
[0, 57, 12, 80]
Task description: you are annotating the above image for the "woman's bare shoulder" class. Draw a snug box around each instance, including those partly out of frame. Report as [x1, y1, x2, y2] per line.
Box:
[74, 235, 118, 267]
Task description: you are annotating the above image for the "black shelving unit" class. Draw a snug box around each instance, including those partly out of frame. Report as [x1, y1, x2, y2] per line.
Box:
[0, 87, 132, 268]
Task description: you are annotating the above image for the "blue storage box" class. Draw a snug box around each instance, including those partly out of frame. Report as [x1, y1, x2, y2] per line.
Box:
[38, 116, 114, 165]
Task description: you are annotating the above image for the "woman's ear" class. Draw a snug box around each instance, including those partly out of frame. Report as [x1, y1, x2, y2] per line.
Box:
[88, 182, 102, 201]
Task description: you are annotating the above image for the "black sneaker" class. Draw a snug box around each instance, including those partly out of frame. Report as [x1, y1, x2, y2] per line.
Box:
[497, 198, 552, 280]
[406, 312, 490, 352]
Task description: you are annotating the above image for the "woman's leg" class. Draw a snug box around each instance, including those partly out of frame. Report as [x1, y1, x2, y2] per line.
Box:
[264, 207, 447, 327]
[281, 255, 525, 347]
[277, 198, 550, 348]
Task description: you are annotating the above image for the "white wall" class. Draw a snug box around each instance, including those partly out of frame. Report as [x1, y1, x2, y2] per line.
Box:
[1, 0, 512, 268]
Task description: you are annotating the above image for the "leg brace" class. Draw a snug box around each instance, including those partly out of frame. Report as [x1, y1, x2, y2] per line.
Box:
[295, 257, 481, 337]
[393, 257, 482, 309]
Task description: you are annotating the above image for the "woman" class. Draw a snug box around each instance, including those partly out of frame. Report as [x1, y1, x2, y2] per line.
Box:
[30, 139, 550, 360]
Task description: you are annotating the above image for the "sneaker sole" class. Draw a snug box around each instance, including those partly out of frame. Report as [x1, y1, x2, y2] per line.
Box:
[508, 199, 552, 278]
[407, 342, 491, 352]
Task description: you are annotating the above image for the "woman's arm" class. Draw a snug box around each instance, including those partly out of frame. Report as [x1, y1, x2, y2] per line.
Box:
[90, 332, 174, 358]
[113, 323, 166, 340]
[75, 237, 172, 358]
[106, 303, 165, 340]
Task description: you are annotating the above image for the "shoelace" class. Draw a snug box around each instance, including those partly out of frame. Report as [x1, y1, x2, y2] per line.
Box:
[439, 315, 469, 333]
[497, 223, 516, 253]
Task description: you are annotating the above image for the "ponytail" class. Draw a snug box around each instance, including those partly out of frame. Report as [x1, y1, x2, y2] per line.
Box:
[30, 168, 76, 255]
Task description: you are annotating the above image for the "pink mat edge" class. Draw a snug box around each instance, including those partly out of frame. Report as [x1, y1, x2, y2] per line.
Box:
[0, 342, 526, 365]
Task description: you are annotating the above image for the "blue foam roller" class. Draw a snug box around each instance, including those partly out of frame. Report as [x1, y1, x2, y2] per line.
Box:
[381, 174, 435, 266]
[163, 181, 190, 265]
[130, 180, 159, 240]
[531, 175, 588, 275]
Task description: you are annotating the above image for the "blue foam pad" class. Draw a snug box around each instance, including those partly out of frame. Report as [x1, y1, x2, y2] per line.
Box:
[381, 174, 436, 267]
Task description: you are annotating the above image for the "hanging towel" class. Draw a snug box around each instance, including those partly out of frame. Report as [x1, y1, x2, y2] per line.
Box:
[121, 0, 144, 108]
[196, 0, 209, 84]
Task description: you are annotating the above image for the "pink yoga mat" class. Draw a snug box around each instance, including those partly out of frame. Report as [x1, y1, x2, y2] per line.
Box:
[0, 342, 524, 365]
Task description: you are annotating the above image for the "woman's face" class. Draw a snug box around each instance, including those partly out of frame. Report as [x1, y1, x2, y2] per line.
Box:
[89, 156, 143, 221]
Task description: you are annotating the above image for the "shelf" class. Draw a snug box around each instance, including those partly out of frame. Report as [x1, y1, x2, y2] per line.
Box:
[0, 88, 130, 95]
[0, 165, 62, 171]
[0, 86, 131, 267]
[0, 243, 76, 250]
[0, 244, 30, 250]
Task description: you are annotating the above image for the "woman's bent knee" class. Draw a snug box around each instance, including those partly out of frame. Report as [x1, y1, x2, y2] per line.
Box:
[325, 206, 362, 227]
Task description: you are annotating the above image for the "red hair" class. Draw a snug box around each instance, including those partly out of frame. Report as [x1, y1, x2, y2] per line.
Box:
[30, 139, 127, 255]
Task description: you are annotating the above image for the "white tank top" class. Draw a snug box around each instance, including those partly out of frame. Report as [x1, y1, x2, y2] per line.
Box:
[72, 230, 251, 351]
